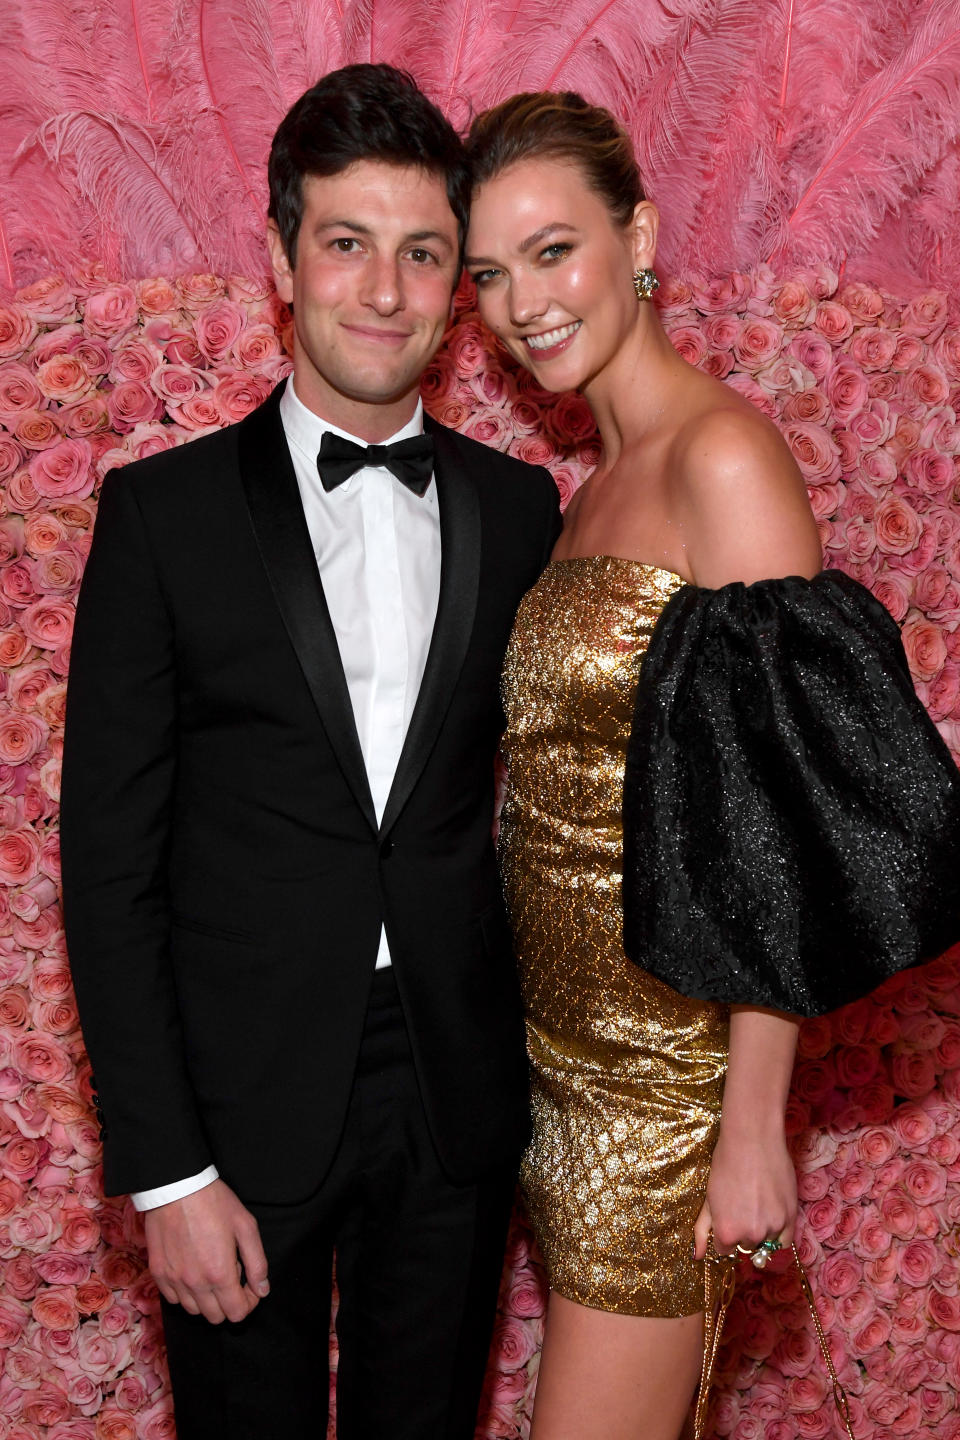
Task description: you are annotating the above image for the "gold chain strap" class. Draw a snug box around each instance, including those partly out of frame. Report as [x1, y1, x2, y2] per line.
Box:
[694, 1237, 856, 1440]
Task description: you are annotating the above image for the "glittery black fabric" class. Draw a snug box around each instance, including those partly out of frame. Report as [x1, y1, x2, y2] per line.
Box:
[622, 570, 960, 1016]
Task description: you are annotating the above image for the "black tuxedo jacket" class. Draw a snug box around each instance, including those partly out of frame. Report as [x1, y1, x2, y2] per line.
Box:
[61, 382, 561, 1203]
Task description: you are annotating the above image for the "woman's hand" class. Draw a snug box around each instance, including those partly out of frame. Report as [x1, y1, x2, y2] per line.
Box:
[692, 1003, 801, 1262]
[692, 1124, 797, 1261]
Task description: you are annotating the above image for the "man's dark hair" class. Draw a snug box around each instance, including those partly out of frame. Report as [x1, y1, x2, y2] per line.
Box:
[268, 63, 470, 267]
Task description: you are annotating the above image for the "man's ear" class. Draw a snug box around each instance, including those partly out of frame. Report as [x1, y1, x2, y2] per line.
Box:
[267, 220, 294, 303]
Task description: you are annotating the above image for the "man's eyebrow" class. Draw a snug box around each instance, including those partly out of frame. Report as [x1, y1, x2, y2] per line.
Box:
[312, 220, 453, 248]
[465, 222, 576, 268]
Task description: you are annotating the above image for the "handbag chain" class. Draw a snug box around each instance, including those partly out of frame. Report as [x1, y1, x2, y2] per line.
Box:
[694, 1237, 856, 1440]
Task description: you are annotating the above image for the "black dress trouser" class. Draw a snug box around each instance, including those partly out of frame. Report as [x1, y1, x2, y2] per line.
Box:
[160, 967, 519, 1439]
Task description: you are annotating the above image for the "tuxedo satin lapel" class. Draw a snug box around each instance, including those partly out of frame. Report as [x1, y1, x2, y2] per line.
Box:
[237, 386, 377, 833]
[380, 420, 481, 838]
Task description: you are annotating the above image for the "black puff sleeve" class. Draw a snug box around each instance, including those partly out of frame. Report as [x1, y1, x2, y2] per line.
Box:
[622, 570, 960, 1016]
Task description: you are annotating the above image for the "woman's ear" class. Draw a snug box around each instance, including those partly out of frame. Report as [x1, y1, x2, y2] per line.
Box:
[631, 201, 660, 272]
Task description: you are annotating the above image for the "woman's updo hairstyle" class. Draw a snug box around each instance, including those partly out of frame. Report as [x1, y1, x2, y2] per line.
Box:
[466, 91, 644, 227]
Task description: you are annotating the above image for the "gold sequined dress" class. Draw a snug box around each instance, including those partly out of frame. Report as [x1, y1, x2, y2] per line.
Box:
[499, 556, 730, 1318]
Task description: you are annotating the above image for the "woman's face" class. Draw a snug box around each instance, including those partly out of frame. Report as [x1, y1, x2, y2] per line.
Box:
[466, 157, 647, 394]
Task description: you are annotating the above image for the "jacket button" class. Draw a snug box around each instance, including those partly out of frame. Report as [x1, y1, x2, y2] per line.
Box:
[380, 838, 393, 858]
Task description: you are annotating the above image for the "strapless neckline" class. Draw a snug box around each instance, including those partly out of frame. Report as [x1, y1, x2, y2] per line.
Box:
[547, 555, 688, 587]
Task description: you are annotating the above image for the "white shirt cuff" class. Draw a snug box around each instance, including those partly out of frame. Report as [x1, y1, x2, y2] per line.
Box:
[130, 1165, 220, 1211]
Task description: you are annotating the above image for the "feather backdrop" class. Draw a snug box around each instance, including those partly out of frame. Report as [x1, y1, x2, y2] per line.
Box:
[1, 0, 959, 295]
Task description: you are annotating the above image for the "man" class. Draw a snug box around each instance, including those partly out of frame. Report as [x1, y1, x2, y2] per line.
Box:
[60, 64, 560, 1440]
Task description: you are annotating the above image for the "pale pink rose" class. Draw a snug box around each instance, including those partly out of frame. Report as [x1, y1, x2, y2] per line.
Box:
[60, 395, 110, 438]
[897, 1236, 939, 1287]
[782, 421, 840, 482]
[782, 388, 830, 424]
[887, 520, 937, 575]
[138, 276, 181, 316]
[213, 371, 272, 423]
[901, 614, 947, 681]
[929, 1291, 960, 1330]
[807, 481, 840, 519]
[29, 438, 94, 500]
[34, 549, 83, 595]
[106, 378, 162, 432]
[110, 336, 162, 384]
[0, 828, 41, 885]
[21, 597, 74, 650]
[935, 329, 960, 380]
[818, 1250, 861, 1297]
[771, 278, 815, 327]
[849, 326, 897, 371]
[905, 447, 955, 498]
[838, 281, 884, 324]
[58, 1207, 102, 1254]
[901, 289, 949, 340]
[165, 329, 205, 367]
[653, 276, 692, 314]
[0, 711, 48, 765]
[872, 573, 911, 622]
[848, 397, 894, 450]
[95, 1409, 138, 1440]
[756, 354, 811, 392]
[691, 271, 752, 313]
[904, 361, 951, 408]
[733, 316, 782, 371]
[784, 1372, 828, 1413]
[34, 1250, 92, 1286]
[30, 319, 84, 360]
[891, 333, 924, 371]
[233, 321, 281, 368]
[177, 273, 227, 309]
[667, 325, 706, 366]
[902, 1157, 947, 1205]
[805, 1194, 840, 1239]
[880, 1188, 919, 1239]
[82, 285, 139, 341]
[2, 556, 40, 606]
[36, 354, 93, 407]
[0, 434, 25, 483]
[703, 314, 739, 349]
[195, 300, 246, 363]
[95, 445, 133, 478]
[14, 1034, 70, 1083]
[15, 409, 62, 453]
[842, 516, 876, 564]
[825, 361, 868, 422]
[515, 435, 556, 467]
[857, 446, 898, 486]
[17, 274, 79, 322]
[815, 301, 855, 344]
[140, 1402, 179, 1440]
[787, 331, 834, 379]
[0, 515, 25, 565]
[0, 361, 42, 416]
[128, 422, 182, 460]
[873, 494, 922, 554]
[0, 301, 39, 357]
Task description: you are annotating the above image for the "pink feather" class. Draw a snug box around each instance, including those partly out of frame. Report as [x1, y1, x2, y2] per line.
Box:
[775, 0, 960, 270]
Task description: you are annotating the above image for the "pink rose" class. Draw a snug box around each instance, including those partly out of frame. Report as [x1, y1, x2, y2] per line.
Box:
[177, 273, 227, 309]
[857, 447, 898, 486]
[906, 447, 955, 498]
[0, 361, 42, 416]
[14, 1034, 70, 1083]
[110, 337, 162, 383]
[902, 1158, 947, 1204]
[213, 371, 272, 423]
[901, 290, 949, 340]
[165, 330, 205, 367]
[515, 436, 556, 467]
[873, 494, 922, 555]
[76, 1276, 113, 1314]
[150, 364, 206, 406]
[849, 326, 897, 371]
[668, 325, 706, 366]
[0, 434, 25, 483]
[0, 301, 39, 358]
[548, 392, 596, 445]
[83, 285, 139, 340]
[928, 1291, 960, 1331]
[782, 388, 829, 425]
[465, 410, 511, 448]
[818, 1250, 861, 1297]
[17, 274, 79, 322]
[106, 379, 162, 433]
[703, 314, 739, 349]
[772, 279, 815, 326]
[872, 573, 911, 622]
[32, 1286, 79, 1331]
[723, 371, 777, 417]
[21, 598, 74, 650]
[787, 331, 834, 379]
[904, 361, 950, 408]
[838, 282, 884, 324]
[36, 354, 93, 406]
[235, 323, 282, 368]
[814, 301, 855, 344]
[15, 408, 62, 452]
[95, 1410, 138, 1440]
[899, 1236, 939, 1286]
[195, 300, 246, 363]
[848, 398, 893, 450]
[0, 828, 41, 885]
[29, 438, 94, 500]
[691, 272, 752, 313]
[782, 421, 840, 482]
[891, 333, 924, 371]
[61, 395, 110, 438]
[0, 711, 47, 765]
[138, 277, 181, 316]
[826, 361, 868, 422]
[34, 1251, 92, 1286]
[901, 615, 947, 681]
[733, 316, 782, 371]
[702, 349, 734, 378]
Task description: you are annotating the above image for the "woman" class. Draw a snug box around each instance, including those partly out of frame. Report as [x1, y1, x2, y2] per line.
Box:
[464, 93, 960, 1440]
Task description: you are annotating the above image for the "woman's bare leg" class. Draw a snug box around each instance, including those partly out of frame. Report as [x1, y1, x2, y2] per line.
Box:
[529, 1291, 704, 1440]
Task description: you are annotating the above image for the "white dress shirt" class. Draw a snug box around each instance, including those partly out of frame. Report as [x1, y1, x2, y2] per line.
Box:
[132, 378, 442, 1210]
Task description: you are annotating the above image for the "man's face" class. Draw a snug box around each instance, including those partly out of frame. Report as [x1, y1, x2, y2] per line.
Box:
[268, 162, 461, 434]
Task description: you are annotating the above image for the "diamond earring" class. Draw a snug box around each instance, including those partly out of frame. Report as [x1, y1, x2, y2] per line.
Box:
[633, 267, 660, 302]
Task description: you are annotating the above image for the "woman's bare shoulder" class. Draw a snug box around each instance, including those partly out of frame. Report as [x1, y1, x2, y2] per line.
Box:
[672, 394, 822, 588]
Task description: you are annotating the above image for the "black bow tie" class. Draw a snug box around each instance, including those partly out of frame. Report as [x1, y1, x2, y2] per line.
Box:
[316, 431, 434, 497]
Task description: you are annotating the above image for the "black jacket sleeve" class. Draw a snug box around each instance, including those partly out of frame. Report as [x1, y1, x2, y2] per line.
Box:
[60, 469, 213, 1195]
[622, 569, 960, 1016]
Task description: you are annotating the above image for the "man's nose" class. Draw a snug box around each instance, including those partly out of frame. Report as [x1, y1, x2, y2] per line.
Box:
[361, 255, 403, 314]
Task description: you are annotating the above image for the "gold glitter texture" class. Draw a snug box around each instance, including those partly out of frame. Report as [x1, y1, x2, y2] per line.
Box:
[499, 556, 730, 1318]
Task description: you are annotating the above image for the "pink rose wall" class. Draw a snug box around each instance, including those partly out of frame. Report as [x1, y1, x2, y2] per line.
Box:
[1, 4, 960, 1440]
